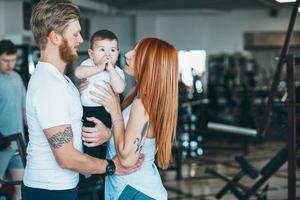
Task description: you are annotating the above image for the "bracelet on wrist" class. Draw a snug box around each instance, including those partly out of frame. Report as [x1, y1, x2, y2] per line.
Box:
[112, 117, 123, 127]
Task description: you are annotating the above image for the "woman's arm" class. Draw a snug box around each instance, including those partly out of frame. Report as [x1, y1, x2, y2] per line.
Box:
[112, 99, 148, 167]
[90, 85, 147, 167]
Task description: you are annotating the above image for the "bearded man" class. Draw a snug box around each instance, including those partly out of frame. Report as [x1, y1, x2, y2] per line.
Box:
[22, 1, 142, 199]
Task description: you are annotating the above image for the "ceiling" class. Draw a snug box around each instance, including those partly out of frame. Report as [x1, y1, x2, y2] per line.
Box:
[90, 0, 292, 11]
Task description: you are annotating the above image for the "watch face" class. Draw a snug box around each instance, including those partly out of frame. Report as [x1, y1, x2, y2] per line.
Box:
[106, 160, 116, 175]
[108, 167, 114, 174]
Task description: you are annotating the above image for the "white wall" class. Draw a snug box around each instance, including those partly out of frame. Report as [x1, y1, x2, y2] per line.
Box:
[0, 0, 33, 44]
[3, 1, 23, 34]
[0, 0, 135, 48]
[135, 8, 300, 53]
[135, 15, 157, 40]
[0, 1, 4, 35]
[0, 1, 299, 54]
[80, 11, 135, 53]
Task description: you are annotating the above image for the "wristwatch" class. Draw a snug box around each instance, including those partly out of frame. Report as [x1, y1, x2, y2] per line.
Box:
[105, 159, 116, 176]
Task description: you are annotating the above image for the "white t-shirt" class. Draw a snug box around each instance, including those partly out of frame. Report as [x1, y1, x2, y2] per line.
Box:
[80, 58, 125, 107]
[24, 62, 83, 190]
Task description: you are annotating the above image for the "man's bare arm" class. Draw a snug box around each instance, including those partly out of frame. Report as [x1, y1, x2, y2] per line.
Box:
[44, 124, 143, 175]
[44, 124, 107, 174]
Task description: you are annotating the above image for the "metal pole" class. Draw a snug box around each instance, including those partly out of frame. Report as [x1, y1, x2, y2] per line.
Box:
[286, 54, 296, 200]
[257, 0, 300, 139]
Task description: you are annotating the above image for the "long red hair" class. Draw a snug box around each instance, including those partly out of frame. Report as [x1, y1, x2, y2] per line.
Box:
[122, 38, 179, 169]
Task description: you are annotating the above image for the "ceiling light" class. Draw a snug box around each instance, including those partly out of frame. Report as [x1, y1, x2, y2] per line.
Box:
[275, 0, 300, 12]
[275, 0, 296, 2]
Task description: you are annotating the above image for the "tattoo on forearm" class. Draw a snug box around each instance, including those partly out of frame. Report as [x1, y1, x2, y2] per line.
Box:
[47, 127, 73, 149]
[133, 122, 148, 153]
[133, 138, 142, 153]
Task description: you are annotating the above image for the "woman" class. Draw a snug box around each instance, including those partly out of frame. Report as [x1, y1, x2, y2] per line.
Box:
[91, 37, 179, 200]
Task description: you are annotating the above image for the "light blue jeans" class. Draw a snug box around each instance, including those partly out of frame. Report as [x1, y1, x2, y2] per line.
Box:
[119, 185, 154, 200]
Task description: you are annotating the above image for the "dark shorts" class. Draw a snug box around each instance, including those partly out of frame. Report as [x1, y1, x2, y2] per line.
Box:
[82, 106, 112, 128]
[82, 106, 110, 159]
[119, 185, 154, 200]
[21, 184, 77, 200]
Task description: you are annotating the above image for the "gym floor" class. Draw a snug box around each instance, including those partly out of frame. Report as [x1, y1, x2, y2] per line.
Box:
[161, 140, 300, 200]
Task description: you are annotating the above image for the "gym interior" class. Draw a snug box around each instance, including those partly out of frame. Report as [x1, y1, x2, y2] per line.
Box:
[0, 0, 300, 199]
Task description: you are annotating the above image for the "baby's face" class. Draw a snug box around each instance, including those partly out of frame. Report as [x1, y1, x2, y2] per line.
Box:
[90, 39, 119, 66]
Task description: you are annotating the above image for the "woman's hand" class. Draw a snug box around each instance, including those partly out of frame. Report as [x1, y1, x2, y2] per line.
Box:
[79, 78, 88, 94]
[90, 83, 122, 119]
[113, 154, 145, 176]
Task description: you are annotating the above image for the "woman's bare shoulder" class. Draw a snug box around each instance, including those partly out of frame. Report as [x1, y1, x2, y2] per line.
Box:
[130, 98, 148, 119]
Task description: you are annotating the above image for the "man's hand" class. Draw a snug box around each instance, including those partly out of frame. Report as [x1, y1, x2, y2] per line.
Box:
[79, 78, 88, 95]
[82, 117, 111, 147]
[113, 154, 145, 176]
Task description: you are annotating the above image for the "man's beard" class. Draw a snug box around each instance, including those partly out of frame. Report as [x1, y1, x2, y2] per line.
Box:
[59, 39, 78, 63]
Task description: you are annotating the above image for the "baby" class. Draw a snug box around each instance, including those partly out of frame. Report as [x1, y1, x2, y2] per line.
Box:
[75, 29, 125, 158]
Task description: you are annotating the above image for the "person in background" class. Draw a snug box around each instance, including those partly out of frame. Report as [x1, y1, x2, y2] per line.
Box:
[0, 39, 26, 200]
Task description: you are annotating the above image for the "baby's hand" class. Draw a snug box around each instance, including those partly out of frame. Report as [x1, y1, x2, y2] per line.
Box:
[105, 57, 114, 72]
[106, 62, 114, 72]
[97, 57, 111, 72]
